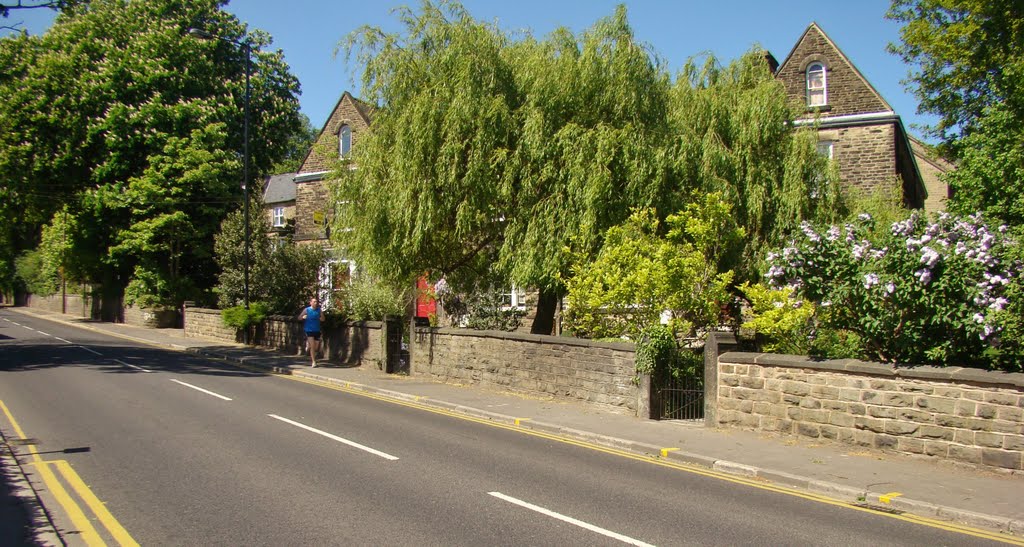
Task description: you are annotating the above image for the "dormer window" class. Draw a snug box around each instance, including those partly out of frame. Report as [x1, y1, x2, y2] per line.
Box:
[806, 62, 827, 107]
[339, 125, 352, 157]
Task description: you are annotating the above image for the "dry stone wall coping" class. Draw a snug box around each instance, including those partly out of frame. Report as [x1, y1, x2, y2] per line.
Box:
[414, 326, 635, 352]
[721, 352, 1024, 389]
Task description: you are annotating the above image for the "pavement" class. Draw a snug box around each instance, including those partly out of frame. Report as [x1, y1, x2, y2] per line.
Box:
[4, 306, 1024, 541]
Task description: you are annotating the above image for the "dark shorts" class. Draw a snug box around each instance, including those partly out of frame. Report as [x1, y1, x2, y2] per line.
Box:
[305, 331, 321, 340]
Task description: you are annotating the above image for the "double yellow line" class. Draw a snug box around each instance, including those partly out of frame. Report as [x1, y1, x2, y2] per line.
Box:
[0, 400, 137, 546]
[285, 373, 1024, 546]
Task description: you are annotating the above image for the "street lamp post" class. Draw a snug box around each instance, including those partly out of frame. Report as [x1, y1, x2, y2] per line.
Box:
[188, 28, 252, 310]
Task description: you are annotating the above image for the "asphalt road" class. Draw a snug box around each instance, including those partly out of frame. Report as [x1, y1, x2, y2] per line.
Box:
[0, 309, 1011, 546]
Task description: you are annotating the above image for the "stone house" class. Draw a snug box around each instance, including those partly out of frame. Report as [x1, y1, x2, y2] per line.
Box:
[292, 91, 374, 305]
[261, 172, 296, 247]
[774, 22, 952, 213]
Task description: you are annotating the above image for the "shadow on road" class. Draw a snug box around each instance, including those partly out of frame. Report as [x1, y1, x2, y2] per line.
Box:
[0, 340, 272, 378]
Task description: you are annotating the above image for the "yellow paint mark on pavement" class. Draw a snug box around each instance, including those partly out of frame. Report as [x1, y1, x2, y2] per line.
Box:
[2, 400, 138, 546]
[514, 418, 530, 426]
[51, 460, 139, 546]
[278, 376, 1024, 546]
[29, 461, 104, 546]
[879, 492, 903, 504]
[660, 448, 679, 458]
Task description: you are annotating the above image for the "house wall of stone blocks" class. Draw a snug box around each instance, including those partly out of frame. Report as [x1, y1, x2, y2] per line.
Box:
[294, 93, 372, 243]
[410, 327, 640, 415]
[712, 352, 1024, 471]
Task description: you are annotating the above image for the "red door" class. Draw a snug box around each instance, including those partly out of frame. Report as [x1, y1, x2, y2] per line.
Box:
[415, 276, 436, 319]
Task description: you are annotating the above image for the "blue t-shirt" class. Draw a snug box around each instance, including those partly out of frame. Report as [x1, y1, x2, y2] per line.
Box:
[303, 307, 322, 333]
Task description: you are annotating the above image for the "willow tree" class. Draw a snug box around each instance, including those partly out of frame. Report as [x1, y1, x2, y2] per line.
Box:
[668, 52, 842, 276]
[335, 0, 517, 295]
[497, 7, 673, 331]
[336, 1, 674, 331]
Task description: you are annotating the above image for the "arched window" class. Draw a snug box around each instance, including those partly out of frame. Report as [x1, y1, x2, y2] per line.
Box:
[339, 125, 352, 157]
[806, 62, 827, 107]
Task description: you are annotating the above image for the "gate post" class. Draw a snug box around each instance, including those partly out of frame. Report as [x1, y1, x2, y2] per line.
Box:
[703, 332, 738, 427]
[636, 373, 654, 420]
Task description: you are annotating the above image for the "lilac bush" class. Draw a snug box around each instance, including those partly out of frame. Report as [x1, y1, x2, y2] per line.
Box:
[761, 212, 1023, 369]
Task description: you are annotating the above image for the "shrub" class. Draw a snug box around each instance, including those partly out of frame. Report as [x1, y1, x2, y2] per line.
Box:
[343, 276, 406, 321]
[757, 212, 1023, 370]
[14, 249, 57, 297]
[221, 302, 269, 330]
[434, 279, 524, 331]
[564, 194, 743, 341]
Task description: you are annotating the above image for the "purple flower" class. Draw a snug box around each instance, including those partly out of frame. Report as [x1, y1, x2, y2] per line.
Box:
[852, 241, 869, 259]
[920, 246, 941, 268]
[989, 297, 1009, 311]
[863, 273, 880, 289]
[826, 226, 840, 241]
[914, 269, 932, 285]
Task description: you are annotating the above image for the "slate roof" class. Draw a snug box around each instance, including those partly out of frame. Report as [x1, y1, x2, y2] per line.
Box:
[262, 172, 296, 204]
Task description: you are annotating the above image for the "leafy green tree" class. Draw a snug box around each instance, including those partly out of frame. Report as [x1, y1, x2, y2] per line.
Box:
[260, 243, 329, 315]
[271, 112, 318, 174]
[336, 0, 517, 291]
[337, 2, 674, 330]
[336, 1, 833, 332]
[0, 0, 303, 305]
[14, 249, 55, 297]
[213, 195, 272, 310]
[888, 0, 1024, 229]
[213, 200, 328, 314]
[668, 52, 843, 271]
[888, 0, 1024, 147]
[564, 193, 743, 340]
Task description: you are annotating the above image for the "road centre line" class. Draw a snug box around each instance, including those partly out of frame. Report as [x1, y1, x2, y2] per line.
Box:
[36, 330, 51, 336]
[115, 359, 152, 373]
[170, 379, 232, 401]
[55, 336, 72, 344]
[488, 492, 654, 547]
[268, 414, 399, 461]
[284, 376, 1024, 546]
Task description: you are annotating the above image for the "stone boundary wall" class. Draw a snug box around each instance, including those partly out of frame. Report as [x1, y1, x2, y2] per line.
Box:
[411, 327, 640, 415]
[123, 305, 179, 328]
[183, 307, 385, 367]
[715, 352, 1024, 471]
[183, 307, 240, 343]
[26, 293, 93, 318]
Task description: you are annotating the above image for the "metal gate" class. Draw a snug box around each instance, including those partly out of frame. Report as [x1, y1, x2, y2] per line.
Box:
[653, 366, 704, 421]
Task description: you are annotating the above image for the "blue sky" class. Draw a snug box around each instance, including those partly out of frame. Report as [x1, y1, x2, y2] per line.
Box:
[10, 0, 936, 140]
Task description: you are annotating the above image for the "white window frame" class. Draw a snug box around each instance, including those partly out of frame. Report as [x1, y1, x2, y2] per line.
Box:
[339, 125, 352, 157]
[806, 62, 827, 107]
[500, 285, 527, 310]
[272, 206, 285, 227]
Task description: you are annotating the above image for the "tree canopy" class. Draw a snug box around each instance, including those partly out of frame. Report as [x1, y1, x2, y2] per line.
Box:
[334, 0, 833, 322]
[0, 0, 304, 303]
[888, 0, 1024, 229]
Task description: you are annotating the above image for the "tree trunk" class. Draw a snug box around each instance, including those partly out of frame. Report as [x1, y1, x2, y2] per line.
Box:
[530, 287, 558, 335]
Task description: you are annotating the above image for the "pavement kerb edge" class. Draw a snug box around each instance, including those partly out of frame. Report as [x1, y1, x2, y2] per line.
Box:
[284, 363, 1024, 535]
[0, 433, 62, 546]
[9, 308, 1023, 536]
